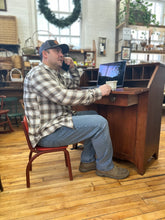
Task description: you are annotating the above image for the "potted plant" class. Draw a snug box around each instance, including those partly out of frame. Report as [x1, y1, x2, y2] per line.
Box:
[118, 0, 159, 27]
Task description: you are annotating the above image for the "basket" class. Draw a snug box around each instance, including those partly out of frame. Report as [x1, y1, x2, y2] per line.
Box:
[0, 16, 18, 45]
[22, 37, 36, 55]
[0, 49, 12, 62]
[10, 68, 23, 82]
[11, 55, 22, 69]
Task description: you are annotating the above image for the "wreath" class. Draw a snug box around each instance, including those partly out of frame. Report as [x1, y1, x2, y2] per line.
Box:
[38, 0, 81, 29]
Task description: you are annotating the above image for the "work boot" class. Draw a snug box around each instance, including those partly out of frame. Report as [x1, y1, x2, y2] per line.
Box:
[79, 161, 96, 172]
[96, 165, 129, 179]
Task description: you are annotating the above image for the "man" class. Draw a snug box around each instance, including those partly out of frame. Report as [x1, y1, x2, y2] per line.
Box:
[23, 40, 129, 179]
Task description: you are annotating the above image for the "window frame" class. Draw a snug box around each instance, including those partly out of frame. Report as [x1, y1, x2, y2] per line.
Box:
[36, 0, 81, 47]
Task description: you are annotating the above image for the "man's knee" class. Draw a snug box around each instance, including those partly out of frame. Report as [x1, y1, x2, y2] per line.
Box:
[95, 115, 109, 129]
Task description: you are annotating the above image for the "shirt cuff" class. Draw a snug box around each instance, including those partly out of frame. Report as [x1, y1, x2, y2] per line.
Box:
[69, 65, 78, 72]
[94, 87, 102, 100]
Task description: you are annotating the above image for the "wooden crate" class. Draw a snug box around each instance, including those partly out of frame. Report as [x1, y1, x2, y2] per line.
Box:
[0, 15, 18, 45]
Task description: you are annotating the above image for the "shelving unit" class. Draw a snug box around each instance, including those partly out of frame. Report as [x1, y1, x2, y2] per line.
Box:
[115, 23, 165, 62]
[115, 0, 165, 109]
[69, 40, 96, 68]
[22, 54, 40, 77]
[115, 1, 165, 63]
[69, 49, 96, 68]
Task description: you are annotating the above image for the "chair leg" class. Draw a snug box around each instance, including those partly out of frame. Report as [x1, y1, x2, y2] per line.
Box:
[0, 178, 3, 192]
[15, 117, 19, 127]
[26, 150, 73, 187]
[0, 115, 14, 133]
[0, 176, 3, 192]
[6, 114, 14, 132]
[29, 151, 33, 171]
[26, 162, 31, 188]
[26, 152, 43, 188]
[72, 143, 78, 149]
[64, 151, 68, 167]
[64, 150, 73, 181]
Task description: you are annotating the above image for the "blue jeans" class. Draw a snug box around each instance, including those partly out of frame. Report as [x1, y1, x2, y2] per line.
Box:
[38, 111, 114, 171]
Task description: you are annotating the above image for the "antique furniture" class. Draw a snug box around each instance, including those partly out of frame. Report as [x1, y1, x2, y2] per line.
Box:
[4, 97, 23, 126]
[74, 62, 165, 174]
[22, 116, 73, 188]
[0, 95, 14, 133]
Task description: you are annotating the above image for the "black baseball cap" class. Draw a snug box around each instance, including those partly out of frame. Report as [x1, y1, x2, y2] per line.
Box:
[39, 40, 69, 56]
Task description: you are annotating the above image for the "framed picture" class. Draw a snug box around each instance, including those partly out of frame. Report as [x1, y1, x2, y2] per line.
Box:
[0, 0, 7, 11]
[121, 46, 131, 60]
[98, 37, 106, 56]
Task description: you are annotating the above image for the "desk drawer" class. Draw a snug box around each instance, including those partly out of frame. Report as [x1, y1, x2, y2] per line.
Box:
[95, 94, 138, 106]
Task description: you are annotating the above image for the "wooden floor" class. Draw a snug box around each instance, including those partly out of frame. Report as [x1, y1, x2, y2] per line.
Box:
[1, 117, 165, 220]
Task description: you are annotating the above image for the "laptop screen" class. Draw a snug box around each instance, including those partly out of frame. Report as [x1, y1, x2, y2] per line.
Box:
[98, 61, 126, 87]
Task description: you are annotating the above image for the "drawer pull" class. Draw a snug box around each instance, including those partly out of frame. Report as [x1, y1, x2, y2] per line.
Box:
[110, 95, 116, 102]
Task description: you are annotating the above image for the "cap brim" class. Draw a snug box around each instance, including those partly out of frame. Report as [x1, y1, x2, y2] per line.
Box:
[51, 44, 69, 54]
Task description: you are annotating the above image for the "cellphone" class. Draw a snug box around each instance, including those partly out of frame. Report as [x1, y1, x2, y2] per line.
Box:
[62, 61, 70, 71]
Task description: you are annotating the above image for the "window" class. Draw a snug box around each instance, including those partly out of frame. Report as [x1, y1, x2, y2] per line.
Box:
[36, 0, 81, 48]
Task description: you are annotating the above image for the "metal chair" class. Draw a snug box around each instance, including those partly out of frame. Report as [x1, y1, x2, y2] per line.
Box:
[0, 95, 14, 133]
[22, 116, 73, 188]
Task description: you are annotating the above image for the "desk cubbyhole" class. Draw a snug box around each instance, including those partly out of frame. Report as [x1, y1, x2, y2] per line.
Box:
[85, 69, 98, 81]
[80, 68, 98, 86]
[124, 67, 132, 80]
[143, 66, 155, 79]
[91, 69, 99, 80]
[132, 67, 143, 79]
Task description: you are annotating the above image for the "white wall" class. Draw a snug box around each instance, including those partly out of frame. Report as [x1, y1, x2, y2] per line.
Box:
[81, 0, 116, 67]
[0, 0, 116, 66]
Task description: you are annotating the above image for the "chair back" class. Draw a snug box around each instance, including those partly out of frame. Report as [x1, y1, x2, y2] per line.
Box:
[3, 97, 20, 114]
[22, 116, 34, 151]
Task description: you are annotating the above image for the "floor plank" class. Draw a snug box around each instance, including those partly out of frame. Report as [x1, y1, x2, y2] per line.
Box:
[1, 116, 165, 220]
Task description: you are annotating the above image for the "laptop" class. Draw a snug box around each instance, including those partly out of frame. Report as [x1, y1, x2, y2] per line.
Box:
[81, 61, 126, 89]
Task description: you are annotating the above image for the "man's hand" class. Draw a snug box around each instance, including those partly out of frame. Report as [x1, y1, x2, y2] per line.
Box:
[63, 57, 74, 69]
[99, 84, 112, 96]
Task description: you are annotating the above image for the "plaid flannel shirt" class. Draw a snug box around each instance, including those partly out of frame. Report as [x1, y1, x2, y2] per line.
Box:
[23, 63, 102, 148]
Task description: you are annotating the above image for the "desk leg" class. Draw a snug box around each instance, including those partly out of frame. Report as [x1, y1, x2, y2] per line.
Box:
[135, 92, 149, 175]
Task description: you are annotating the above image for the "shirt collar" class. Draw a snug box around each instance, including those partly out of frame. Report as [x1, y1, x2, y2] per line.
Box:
[39, 62, 59, 74]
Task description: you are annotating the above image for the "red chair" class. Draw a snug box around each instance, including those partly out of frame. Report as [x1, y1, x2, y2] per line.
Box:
[22, 116, 73, 188]
[0, 95, 14, 133]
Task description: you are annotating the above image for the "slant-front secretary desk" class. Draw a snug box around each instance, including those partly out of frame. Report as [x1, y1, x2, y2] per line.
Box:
[73, 62, 165, 175]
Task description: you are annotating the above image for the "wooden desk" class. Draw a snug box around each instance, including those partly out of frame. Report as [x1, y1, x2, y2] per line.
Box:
[97, 88, 150, 175]
[74, 63, 165, 174]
